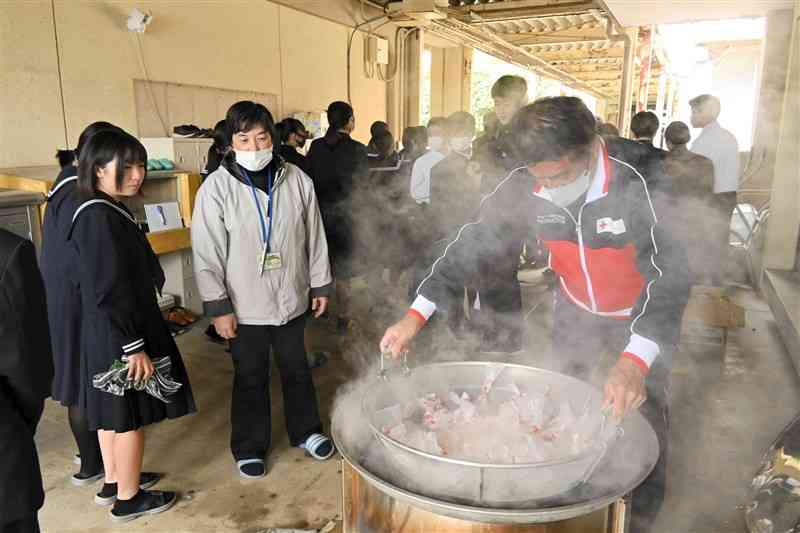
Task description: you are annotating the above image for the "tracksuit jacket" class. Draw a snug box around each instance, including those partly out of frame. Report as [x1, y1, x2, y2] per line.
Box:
[410, 141, 691, 373]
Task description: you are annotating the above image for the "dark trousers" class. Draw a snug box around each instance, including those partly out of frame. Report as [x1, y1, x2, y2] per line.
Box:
[711, 191, 737, 286]
[553, 294, 669, 533]
[1, 514, 40, 533]
[229, 315, 323, 461]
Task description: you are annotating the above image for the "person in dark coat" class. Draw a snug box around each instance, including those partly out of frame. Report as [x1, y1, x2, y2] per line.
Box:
[367, 120, 389, 157]
[306, 101, 369, 331]
[627, 111, 668, 188]
[0, 229, 53, 533]
[42, 121, 124, 487]
[364, 129, 405, 293]
[471, 75, 528, 353]
[664, 121, 716, 284]
[428, 111, 481, 336]
[69, 130, 196, 523]
[276, 118, 311, 175]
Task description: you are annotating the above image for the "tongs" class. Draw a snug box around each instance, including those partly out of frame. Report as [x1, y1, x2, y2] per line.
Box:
[378, 349, 411, 381]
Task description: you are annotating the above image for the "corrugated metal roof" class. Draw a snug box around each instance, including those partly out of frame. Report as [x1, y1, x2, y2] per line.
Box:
[482, 12, 605, 34]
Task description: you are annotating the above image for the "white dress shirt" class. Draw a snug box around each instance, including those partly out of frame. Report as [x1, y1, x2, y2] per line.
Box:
[690, 121, 740, 194]
[409, 150, 446, 204]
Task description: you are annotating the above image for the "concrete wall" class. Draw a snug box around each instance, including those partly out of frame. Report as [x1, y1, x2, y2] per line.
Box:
[748, 10, 795, 195]
[0, 0, 389, 167]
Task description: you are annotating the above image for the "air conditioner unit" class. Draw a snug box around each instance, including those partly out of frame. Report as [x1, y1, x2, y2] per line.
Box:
[387, 0, 449, 21]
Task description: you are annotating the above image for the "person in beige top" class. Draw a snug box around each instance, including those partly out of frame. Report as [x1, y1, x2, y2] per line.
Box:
[191, 101, 334, 479]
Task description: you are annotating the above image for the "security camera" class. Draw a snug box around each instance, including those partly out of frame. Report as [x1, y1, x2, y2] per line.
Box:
[126, 8, 152, 33]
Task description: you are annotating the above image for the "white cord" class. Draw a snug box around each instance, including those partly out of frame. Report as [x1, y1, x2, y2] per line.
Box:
[134, 33, 168, 136]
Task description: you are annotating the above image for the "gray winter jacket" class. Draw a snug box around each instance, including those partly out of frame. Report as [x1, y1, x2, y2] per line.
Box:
[191, 160, 332, 326]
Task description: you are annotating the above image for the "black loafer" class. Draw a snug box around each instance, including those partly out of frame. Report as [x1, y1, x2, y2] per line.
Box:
[110, 490, 177, 523]
[71, 470, 104, 487]
[95, 473, 162, 506]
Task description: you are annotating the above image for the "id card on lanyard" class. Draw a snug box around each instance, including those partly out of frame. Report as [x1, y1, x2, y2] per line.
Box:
[241, 167, 281, 275]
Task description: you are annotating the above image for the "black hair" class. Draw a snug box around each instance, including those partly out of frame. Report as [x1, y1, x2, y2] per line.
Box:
[511, 97, 596, 164]
[598, 122, 620, 137]
[447, 111, 476, 135]
[630, 111, 660, 139]
[664, 121, 691, 146]
[427, 116, 447, 130]
[211, 119, 228, 152]
[373, 129, 395, 158]
[77, 129, 147, 199]
[327, 101, 354, 130]
[370, 121, 389, 138]
[76, 121, 121, 159]
[276, 118, 307, 144]
[491, 75, 528, 99]
[56, 150, 76, 169]
[402, 126, 428, 154]
[225, 101, 277, 144]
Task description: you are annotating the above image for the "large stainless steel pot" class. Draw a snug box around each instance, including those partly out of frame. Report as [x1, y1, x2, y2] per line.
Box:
[361, 362, 631, 507]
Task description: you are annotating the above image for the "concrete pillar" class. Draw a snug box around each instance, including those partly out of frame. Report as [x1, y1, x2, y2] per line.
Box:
[430, 47, 445, 118]
[636, 26, 655, 112]
[462, 47, 473, 113]
[748, 10, 795, 195]
[762, 2, 800, 271]
[664, 77, 677, 123]
[405, 29, 425, 128]
[617, 27, 638, 136]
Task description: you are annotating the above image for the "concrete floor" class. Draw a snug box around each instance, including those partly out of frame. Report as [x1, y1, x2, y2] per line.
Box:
[35, 281, 800, 532]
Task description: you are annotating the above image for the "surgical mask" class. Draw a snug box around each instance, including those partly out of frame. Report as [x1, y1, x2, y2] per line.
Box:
[543, 169, 591, 208]
[235, 148, 273, 172]
[429, 136, 445, 152]
[450, 136, 473, 155]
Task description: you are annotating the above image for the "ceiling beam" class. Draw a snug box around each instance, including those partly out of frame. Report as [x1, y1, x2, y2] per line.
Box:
[503, 27, 608, 44]
[549, 57, 623, 66]
[559, 64, 622, 77]
[571, 70, 623, 81]
[531, 46, 625, 61]
[450, 1, 599, 23]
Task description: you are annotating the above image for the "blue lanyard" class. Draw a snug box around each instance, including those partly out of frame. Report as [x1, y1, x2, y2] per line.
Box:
[240, 167, 274, 253]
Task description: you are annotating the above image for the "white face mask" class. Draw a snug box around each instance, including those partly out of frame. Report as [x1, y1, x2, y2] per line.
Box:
[450, 136, 473, 154]
[235, 148, 273, 172]
[428, 136, 445, 153]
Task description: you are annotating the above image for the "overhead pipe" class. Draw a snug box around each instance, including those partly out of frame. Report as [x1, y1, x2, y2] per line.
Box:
[596, 1, 634, 131]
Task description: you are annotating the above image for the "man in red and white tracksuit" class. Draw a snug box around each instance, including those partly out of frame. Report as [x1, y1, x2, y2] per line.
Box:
[381, 97, 690, 532]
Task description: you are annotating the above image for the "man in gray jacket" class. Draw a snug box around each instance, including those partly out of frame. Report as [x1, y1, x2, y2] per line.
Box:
[192, 101, 334, 479]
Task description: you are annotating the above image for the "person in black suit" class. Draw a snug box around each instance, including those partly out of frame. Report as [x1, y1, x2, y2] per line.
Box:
[306, 101, 369, 331]
[0, 230, 54, 533]
[629, 111, 668, 181]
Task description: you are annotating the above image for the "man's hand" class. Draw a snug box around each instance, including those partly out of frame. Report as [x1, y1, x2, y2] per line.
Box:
[213, 313, 238, 339]
[126, 352, 154, 384]
[602, 357, 647, 420]
[311, 297, 329, 318]
[380, 314, 425, 358]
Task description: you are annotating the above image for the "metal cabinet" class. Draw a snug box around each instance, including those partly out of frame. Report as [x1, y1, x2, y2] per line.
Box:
[0, 191, 44, 250]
